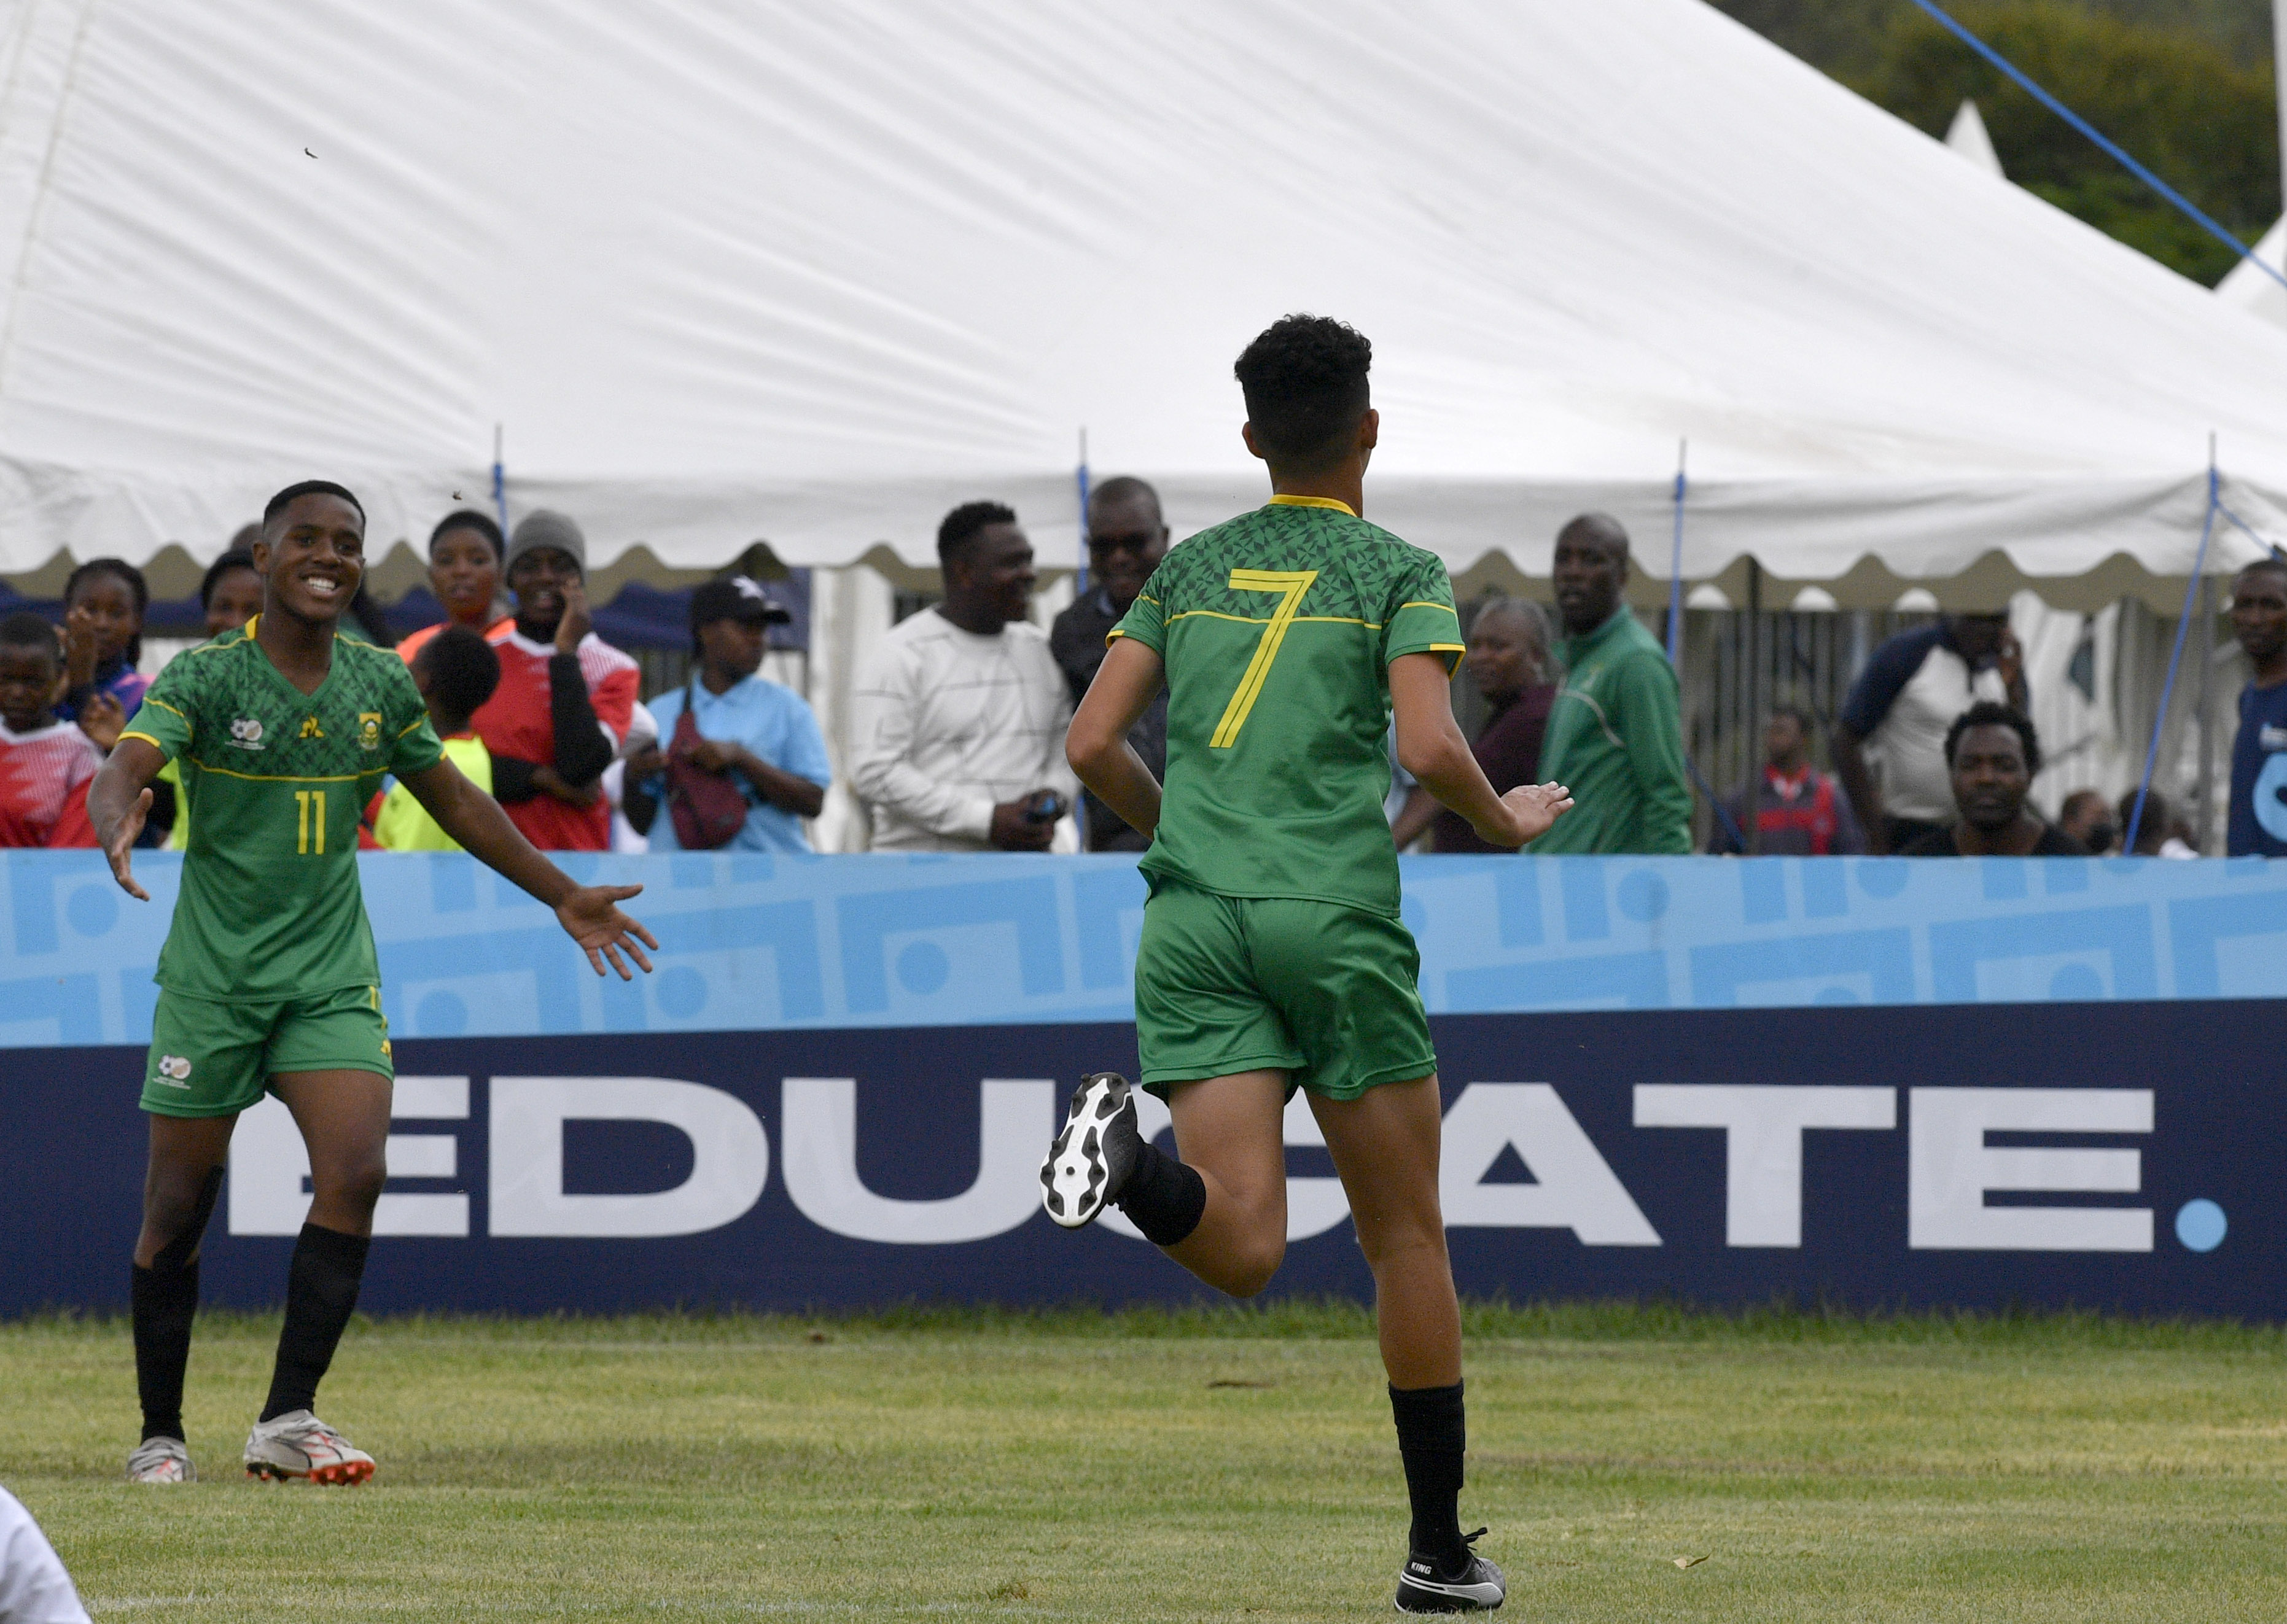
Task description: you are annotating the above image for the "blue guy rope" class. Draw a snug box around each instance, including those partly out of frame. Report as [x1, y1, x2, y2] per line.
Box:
[2124, 462, 2218, 852]
[1666, 440, 1688, 665]
[1908, 0, 2287, 294]
[2213, 495, 2287, 562]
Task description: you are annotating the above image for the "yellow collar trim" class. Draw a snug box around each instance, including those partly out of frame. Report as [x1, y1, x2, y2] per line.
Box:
[1268, 494, 1357, 517]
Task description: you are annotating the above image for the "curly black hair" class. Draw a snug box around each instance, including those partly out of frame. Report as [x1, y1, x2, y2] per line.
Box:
[63, 556, 149, 667]
[198, 548, 259, 611]
[414, 623, 503, 728]
[1233, 314, 1372, 472]
[262, 479, 365, 531]
[937, 500, 1018, 567]
[1944, 700, 2040, 775]
[429, 508, 502, 561]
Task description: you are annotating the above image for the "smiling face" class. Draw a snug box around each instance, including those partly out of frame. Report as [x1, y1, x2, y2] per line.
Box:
[948, 523, 1037, 628]
[508, 546, 580, 640]
[203, 565, 265, 635]
[254, 494, 365, 626]
[430, 526, 502, 627]
[1949, 722, 2031, 834]
[66, 571, 141, 661]
[1086, 492, 1168, 613]
[0, 640, 58, 732]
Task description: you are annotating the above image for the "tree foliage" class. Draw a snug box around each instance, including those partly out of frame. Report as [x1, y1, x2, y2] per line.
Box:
[1708, 0, 2278, 285]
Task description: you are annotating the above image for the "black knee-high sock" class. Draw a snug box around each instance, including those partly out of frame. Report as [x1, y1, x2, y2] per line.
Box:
[133, 1165, 223, 1443]
[1113, 1141, 1206, 1246]
[260, 1224, 370, 1423]
[1390, 1380, 1468, 1567]
[132, 1259, 200, 1443]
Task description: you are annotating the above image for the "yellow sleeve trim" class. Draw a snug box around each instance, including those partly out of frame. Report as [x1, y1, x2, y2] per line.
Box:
[118, 730, 172, 756]
[1424, 642, 1466, 651]
[397, 717, 429, 737]
[1398, 601, 1461, 616]
[140, 696, 188, 720]
[1267, 494, 1358, 516]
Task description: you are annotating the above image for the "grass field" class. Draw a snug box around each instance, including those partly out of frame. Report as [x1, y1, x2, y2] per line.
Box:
[7, 1300, 2287, 1620]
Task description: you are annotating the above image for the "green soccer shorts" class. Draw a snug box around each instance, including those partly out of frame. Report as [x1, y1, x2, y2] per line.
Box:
[142, 985, 395, 1118]
[1133, 879, 1438, 1102]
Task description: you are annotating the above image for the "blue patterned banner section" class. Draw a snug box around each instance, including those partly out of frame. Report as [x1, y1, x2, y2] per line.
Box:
[0, 851, 2279, 1047]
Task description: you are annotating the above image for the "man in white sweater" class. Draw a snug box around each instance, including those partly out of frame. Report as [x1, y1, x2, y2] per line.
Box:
[850, 502, 1082, 852]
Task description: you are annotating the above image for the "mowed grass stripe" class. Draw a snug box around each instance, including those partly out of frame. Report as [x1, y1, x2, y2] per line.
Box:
[5, 1305, 2285, 1622]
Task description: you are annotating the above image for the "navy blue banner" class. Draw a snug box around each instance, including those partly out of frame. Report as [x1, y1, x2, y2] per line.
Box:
[7, 1000, 2278, 1319]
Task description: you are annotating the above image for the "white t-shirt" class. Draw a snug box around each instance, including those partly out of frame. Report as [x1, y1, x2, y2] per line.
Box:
[1841, 624, 2009, 825]
[0, 1488, 88, 1624]
[848, 608, 1080, 852]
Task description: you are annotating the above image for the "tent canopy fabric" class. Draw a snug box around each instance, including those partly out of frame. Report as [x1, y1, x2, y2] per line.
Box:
[1, 0, 2283, 604]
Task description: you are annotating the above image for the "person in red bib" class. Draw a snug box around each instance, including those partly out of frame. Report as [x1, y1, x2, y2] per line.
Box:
[470, 511, 638, 851]
[1709, 705, 1866, 856]
[0, 613, 103, 848]
[396, 511, 511, 667]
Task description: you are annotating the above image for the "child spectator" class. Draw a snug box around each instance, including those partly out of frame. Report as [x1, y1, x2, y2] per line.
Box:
[56, 558, 152, 751]
[0, 612, 103, 848]
[367, 626, 503, 852]
[157, 549, 266, 851]
[397, 511, 510, 665]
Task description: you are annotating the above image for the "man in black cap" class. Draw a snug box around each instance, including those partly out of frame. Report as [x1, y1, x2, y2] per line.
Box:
[625, 577, 831, 852]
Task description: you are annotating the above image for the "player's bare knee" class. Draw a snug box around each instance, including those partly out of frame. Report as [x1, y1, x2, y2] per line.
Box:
[1222, 1235, 1287, 1298]
[314, 1152, 388, 1217]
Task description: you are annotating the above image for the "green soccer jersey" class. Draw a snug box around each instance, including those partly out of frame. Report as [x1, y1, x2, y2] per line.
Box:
[122, 620, 446, 1003]
[1112, 496, 1463, 917]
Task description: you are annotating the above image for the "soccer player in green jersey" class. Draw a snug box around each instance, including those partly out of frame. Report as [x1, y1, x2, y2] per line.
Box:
[93, 481, 657, 1488]
[1039, 316, 1573, 1613]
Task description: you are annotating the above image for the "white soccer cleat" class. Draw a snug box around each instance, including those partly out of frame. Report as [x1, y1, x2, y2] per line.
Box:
[1040, 1071, 1141, 1229]
[243, 1410, 375, 1485]
[125, 1436, 195, 1484]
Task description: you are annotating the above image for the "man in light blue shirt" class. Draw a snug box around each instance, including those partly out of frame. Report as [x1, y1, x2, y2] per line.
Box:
[626, 578, 830, 853]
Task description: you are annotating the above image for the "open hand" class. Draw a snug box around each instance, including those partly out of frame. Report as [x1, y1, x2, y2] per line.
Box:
[555, 883, 658, 979]
[1495, 781, 1574, 848]
[61, 610, 99, 688]
[78, 690, 126, 752]
[106, 788, 152, 900]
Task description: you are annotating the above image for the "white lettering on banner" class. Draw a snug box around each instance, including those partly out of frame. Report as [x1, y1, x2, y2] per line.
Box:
[488, 1077, 768, 1238]
[226, 1076, 472, 1237]
[1633, 1085, 1896, 1247]
[1098, 1091, 1350, 1245]
[1907, 1087, 2153, 1251]
[1440, 1084, 1661, 1245]
[781, 1078, 1053, 1243]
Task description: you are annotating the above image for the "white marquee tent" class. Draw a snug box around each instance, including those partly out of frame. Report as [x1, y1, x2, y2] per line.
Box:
[1, 0, 2282, 606]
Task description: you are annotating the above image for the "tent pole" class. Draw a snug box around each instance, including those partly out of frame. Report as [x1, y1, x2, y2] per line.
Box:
[1745, 559, 1764, 855]
[1666, 439, 1687, 664]
[2126, 445, 2218, 851]
[491, 422, 508, 539]
[1075, 427, 1091, 597]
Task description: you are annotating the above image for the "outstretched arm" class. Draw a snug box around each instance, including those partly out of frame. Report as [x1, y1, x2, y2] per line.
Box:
[1066, 637, 1166, 841]
[399, 756, 658, 979]
[1390, 653, 1570, 849]
[90, 736, 167, 899]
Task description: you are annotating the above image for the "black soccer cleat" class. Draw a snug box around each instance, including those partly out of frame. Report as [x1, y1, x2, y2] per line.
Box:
[1040, 1071, 1140, 1229]
[1395, 1528, 1505, 1614]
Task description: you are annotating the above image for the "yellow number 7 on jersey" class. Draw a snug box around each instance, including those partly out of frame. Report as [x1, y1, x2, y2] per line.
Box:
[1210, 569, 1319, 748]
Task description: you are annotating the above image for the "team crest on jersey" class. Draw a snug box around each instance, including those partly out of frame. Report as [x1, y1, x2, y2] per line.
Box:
[299, 716, 325, 740]
[359, 712, 383, 751]
[228, 717, 264, 751]
[154, 1054, 192, 1085]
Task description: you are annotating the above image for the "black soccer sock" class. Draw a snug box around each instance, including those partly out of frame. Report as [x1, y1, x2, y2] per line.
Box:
[1112, 1141, 1207, 1247]
[260, 1223, 372, 1423]
[131, 1259, 200, 1443]
[132, 1164, 223, 1443]
[1390, 1380, 1468, 1568]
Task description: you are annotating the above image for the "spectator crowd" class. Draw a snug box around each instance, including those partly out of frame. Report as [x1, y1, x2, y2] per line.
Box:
[2, 493, 2283, 864]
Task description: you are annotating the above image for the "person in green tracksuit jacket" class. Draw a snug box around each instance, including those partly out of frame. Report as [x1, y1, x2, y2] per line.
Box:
[1527, 514, 1693, 854]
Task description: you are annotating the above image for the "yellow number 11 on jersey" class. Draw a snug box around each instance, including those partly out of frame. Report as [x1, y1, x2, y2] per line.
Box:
[1210, 569, 1318, 748]
[294, 789, 327, 854]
